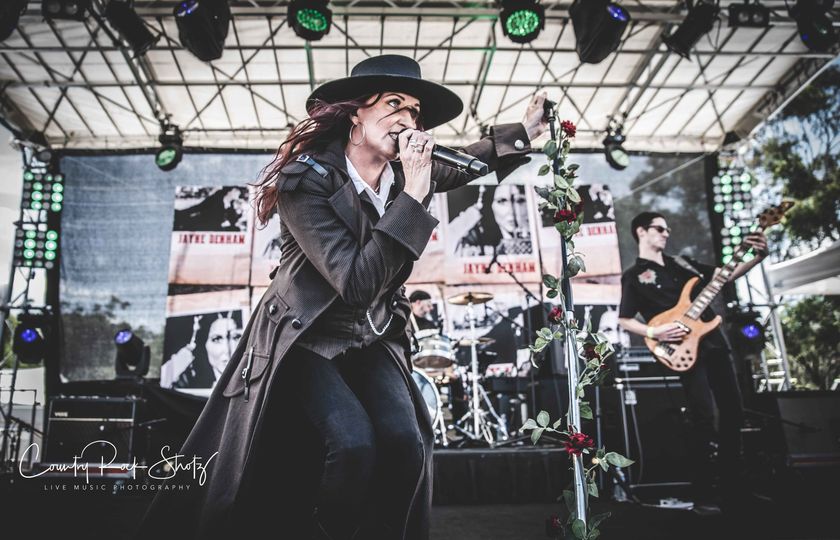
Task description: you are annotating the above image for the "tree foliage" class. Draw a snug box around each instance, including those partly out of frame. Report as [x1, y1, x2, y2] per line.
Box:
[782, 295, 840, 390]
[754, 65, 840, 253]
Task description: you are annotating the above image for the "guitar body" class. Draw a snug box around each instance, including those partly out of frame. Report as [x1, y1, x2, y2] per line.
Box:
[644, 277, 722, 372]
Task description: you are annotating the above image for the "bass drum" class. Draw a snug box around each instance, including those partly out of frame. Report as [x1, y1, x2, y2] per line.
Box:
[410, 368, 442, 427]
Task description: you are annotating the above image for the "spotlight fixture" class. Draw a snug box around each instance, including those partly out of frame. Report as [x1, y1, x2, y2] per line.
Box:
[174, 0, 231, 62]
[727, 0, 770, 27]
[500, 0, 546, 44]
[114, 329, 150, 379]
[1, 0, 28, 42]
[41, 0, 91, 21]
[105, 0, 158, 56]
[155, 124, 183, 172]
[603, 120, 629, 170]
[288, 0, 333, 41]
[569, 0, 631, 64]
[727, 310, 766, 356]
[13, 314, 50, 364]
[790, 0, 837, 52]
[663, 0, 720, 59]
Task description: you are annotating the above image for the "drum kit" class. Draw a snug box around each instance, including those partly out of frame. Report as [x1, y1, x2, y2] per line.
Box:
[410, 291, 512, 447]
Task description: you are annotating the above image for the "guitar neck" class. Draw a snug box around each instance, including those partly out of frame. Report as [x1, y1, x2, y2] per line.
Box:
[684, 234, 756, 320]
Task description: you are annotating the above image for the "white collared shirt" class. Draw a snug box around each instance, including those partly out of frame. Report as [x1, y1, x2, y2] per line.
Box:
[345, 155, 395, 217]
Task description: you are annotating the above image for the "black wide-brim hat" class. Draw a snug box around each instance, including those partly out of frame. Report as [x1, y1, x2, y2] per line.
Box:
[306, 54, 463, 130]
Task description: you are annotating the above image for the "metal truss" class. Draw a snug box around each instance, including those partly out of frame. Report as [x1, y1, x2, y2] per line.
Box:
[0, 0, 837, 151]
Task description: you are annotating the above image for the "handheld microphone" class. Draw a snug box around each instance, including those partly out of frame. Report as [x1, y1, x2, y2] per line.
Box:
[398, 129, 489, 176]
[433, 145, 489, 176]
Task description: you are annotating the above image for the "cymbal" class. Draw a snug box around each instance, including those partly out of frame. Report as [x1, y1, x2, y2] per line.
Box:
[457, 337, 496, 347]
[447, 291, 494, 305]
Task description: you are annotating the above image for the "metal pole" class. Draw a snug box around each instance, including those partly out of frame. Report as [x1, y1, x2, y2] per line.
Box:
[546, 104, 586, 525]
[759, 262, 792, 390]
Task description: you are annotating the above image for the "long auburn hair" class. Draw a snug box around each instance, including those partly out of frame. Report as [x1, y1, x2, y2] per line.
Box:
[252, 94, 381, 225]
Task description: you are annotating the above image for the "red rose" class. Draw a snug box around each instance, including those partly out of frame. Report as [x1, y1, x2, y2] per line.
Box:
[561, 120, 577, 138]
[582, 342, 600, 360]
[553, 209, 576, 223]
[549, 306, 563, 323]
[563, 431, 595, 456]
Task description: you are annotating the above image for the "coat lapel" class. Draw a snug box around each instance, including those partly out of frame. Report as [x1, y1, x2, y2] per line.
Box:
[328, 180, 363, 244]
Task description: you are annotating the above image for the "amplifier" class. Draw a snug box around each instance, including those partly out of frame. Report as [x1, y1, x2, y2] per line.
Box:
[44, 396, 139, 463]
[612, 346, 677, 383]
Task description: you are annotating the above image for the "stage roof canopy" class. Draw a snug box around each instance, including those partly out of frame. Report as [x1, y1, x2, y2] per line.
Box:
[1, 0, 838, 152]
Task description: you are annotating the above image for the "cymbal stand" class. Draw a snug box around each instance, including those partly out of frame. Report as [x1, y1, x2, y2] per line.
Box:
[452, 299, 509, 445]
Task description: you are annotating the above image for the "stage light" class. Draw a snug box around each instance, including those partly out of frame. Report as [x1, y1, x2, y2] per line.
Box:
[603, 125, 629, 170]
[13, 315, 49, 364]
[105, 0, 158, 56]
[790, 0, 837, 52]
[500, 0, 545, 44]
[569, 0, 631, 63]
[288, 0, 332, 41]
[728, 0, 770, 27]
[114, 328, 150, 379]
[1, 0, 28, 42]
[174, 0, 231, 62]
[727, 310, 766, 355]
[663, 0, 720, 59]
[42, 0, 91, 21]
[155, 125, 183, 172]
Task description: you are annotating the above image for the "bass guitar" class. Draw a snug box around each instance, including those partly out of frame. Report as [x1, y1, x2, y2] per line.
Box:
[645, 201, 793, 372]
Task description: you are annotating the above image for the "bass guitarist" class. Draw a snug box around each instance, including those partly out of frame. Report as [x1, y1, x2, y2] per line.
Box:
[617, 211, 767, 509]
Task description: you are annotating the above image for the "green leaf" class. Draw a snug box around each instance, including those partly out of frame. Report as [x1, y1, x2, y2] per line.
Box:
[530, 427, 544, 444]
[547, 289, 558, 299]
[571, 519, 587, 539]
[537, 410, 550, 427]
[534, 186, 551, 200]
[554, 174, 569, 189]
[542, 273, 559, 289]
[589, 512, 611, 530]
[567, 187, 582, 203]
[554, 330, 565, 339]
[587, 529, 601, 540]
[553, 417, 565, 429]
[534, 337, 547, 350]
[563, 490, 575, 513]
[543, 139, 558, 158]
[579, 401, 593, 420]
[587, 477, 599, 498]
[539, 327, 554, 340]
[567, 163, 580, 172]
[538, 164, 551, 176]
[566, 257, 583, 278]
[521, 418, 538, 431]
[605, 452, 635, 468]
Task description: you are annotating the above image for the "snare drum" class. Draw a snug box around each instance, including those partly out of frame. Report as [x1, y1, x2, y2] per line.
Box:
[412, 329, 455, 369]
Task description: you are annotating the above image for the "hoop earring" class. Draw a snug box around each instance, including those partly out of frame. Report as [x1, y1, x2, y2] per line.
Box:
[349, 123, 366, 146]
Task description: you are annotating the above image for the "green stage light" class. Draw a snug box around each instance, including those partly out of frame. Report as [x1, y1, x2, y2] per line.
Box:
[23, 249, 35, 259]
[50, 202, 62, 212]
[500, 0, 545, 44]
[24, 170, 34, 181]
[46, 230, 58, 241]
[51, 192, 63, 203]
[31, 201, 42, 210]
[53, 183, 63, 193]
[288, 0, 332, 41]
[714, 203, 725, 213]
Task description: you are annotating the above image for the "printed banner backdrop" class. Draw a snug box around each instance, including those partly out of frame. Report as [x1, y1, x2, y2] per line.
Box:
[169, 186, 253, 285]
[160, 289, 250, 395]
[58, 151, 713, 381]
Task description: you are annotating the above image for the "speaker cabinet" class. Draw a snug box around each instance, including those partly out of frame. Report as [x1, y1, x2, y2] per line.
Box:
[44, 396, 138, 463]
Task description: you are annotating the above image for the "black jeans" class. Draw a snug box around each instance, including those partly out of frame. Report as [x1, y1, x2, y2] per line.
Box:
[269, 343, 425, 539]
[679, 344, 743, 495]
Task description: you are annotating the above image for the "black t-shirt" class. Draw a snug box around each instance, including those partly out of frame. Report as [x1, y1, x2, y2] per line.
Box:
[619, 254, 728, 349]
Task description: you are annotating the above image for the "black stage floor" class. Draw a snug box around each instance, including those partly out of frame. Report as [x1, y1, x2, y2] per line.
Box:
[3, 447, 838, 539]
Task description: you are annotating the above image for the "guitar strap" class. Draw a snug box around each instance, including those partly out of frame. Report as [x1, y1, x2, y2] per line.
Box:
[673, 255, 704, 278]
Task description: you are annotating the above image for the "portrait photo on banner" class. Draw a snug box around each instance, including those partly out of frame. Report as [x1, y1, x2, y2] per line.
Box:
[168, 186, 252, 286]
[160, 288, 250, 395]
[444, 182, 541, 284]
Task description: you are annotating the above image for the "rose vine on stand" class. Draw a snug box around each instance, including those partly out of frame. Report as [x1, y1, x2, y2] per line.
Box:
[520, 120, 634, 540]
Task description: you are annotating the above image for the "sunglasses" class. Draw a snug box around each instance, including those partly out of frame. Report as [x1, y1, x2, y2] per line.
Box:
[647, 225, 671, 234]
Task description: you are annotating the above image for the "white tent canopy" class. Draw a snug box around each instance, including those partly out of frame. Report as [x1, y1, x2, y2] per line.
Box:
[1, 0, 838, 151]
[766, 241, 840, 296]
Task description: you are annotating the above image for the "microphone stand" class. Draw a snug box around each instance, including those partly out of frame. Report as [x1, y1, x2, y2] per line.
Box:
[545, 101, 588, 527]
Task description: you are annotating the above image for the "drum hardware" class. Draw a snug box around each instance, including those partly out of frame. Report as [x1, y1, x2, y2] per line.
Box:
[446, 291, 509, 446]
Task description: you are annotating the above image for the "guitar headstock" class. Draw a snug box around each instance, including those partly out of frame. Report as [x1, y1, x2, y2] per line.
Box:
[757, 200, 795, 230]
